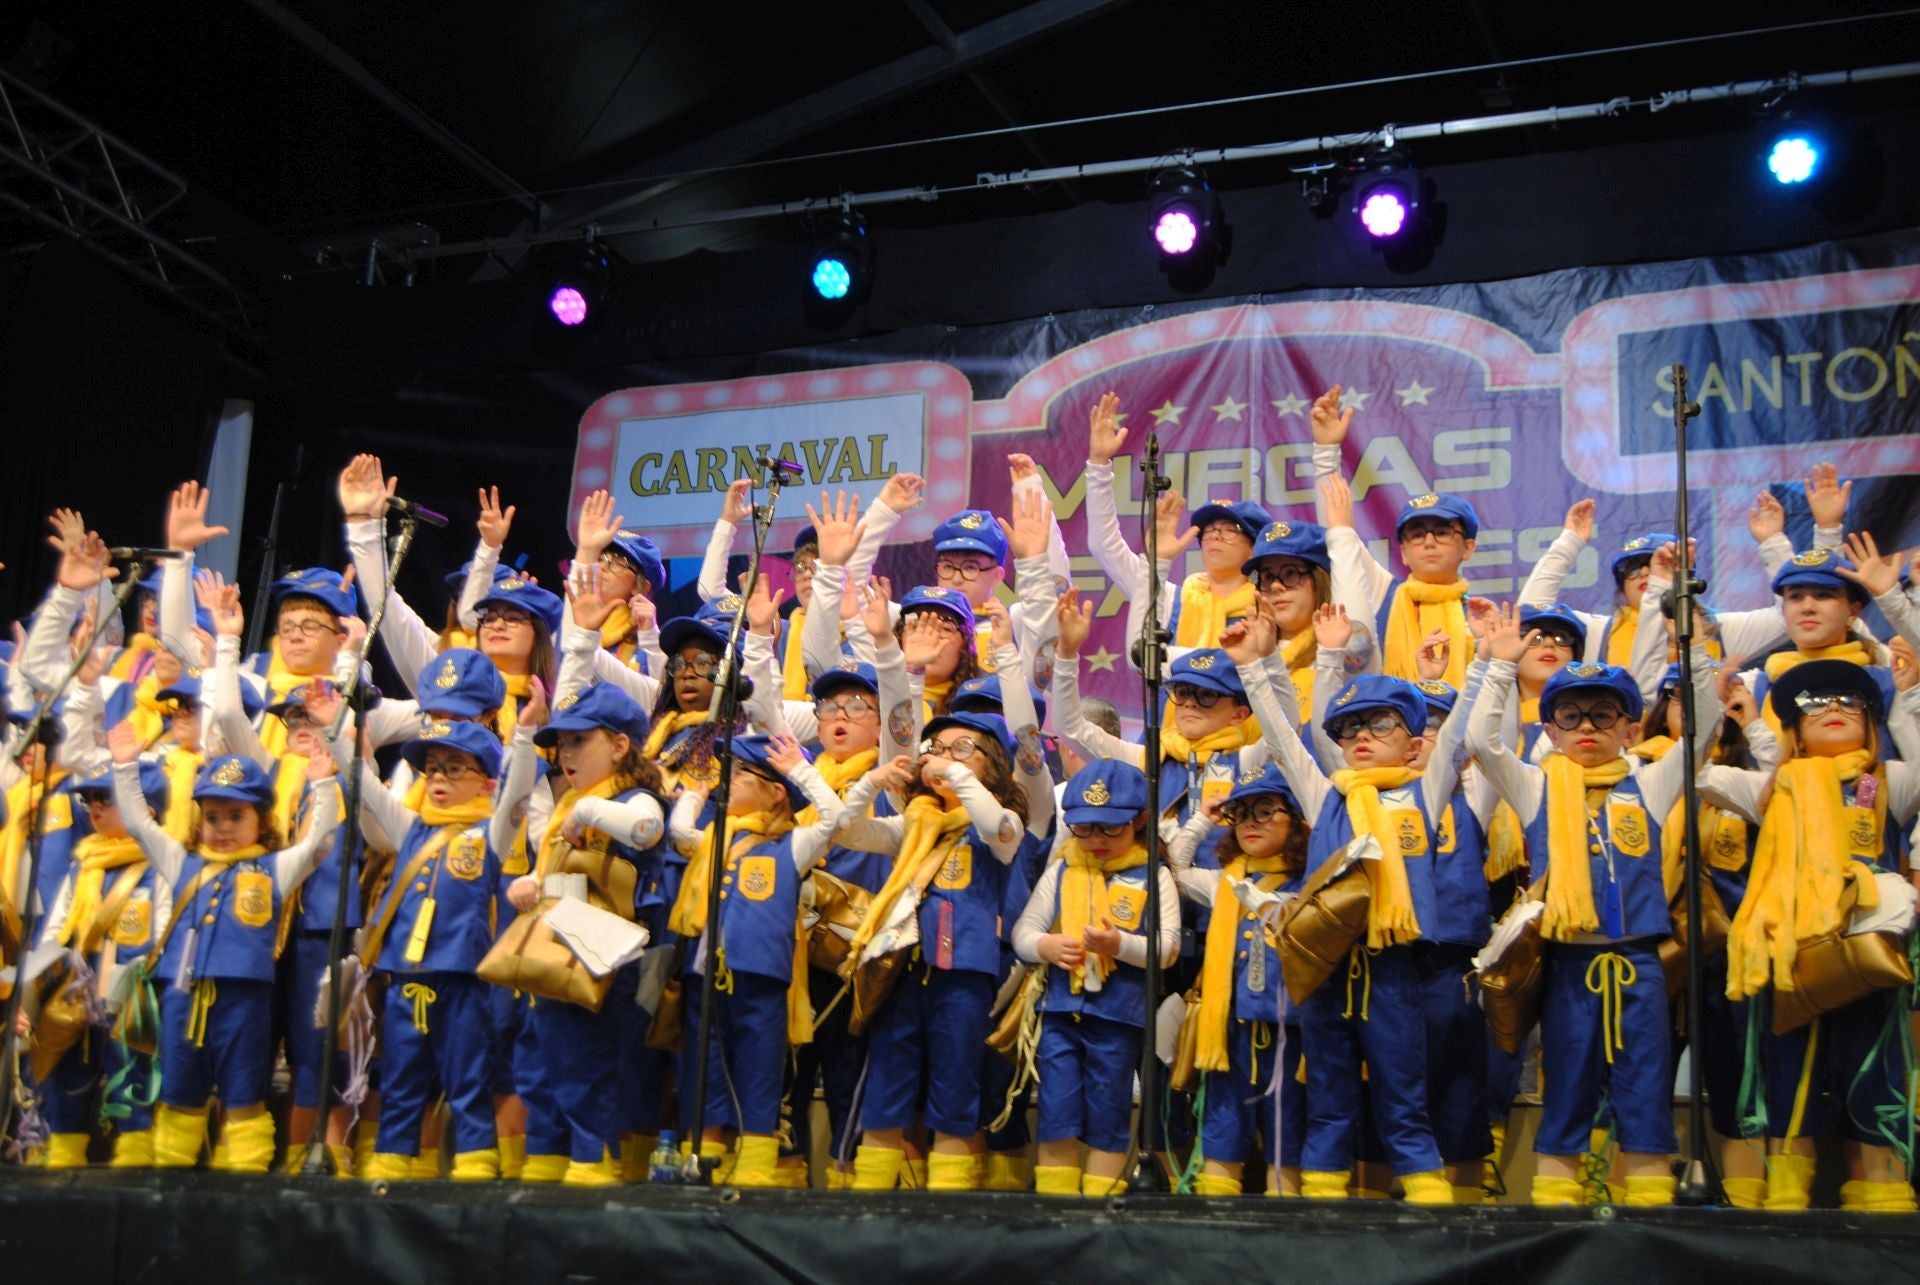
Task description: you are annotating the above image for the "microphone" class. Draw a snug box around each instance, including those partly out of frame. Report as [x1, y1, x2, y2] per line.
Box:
[107, 547, 186, 561]
[388, 496, 449, 528]
[756, 450, 803, 485]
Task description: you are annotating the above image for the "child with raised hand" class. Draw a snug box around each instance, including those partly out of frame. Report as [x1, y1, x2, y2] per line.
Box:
[108, 720, 340, 1173]
[1169, 761, 1309, 1196]
[834, 712, 1031, 1192]
[563, 489, 666, 675]
[697, 479, 824, 699]
[665, 731, 841, 1186]
[1466, 603, 1721, 1208]
[304, 679, 540, 1183]
[1013, 758, 1179, 1196]
[1517, 498, 1678, 669]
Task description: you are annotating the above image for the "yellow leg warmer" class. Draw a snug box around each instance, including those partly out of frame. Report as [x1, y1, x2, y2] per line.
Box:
[563, 1153, 620, 1188]
[352, 1125, 376, 1176]
[518, 1153, 570, 1184]
[328, 1144, 355, 1179]
[1034, 1164, 1083, 1195]
[408, 1148, 442, 1180]
[1721, 1177, 1767, 1209]
[926, 1151, 976, 1192]
[152, 1106, 208, 1169]
[45, 1133, 90, 1169]
[984, 1154, 1030, 1191]
[214, 1114, 275, 1174]
[729, 1135, 782, 1188]
[1764, 1154, 1815, 1211]
[852, 1145, 905, 1192]
[1301, 1170, 1351, 1200]
[497, 1134, 526, 1181]
[1531, 1175, 1583, 1207]
[1623, 1175, 1675, 1208]
[450, 1148, 500, 1182]
[825, 1165, 855, 1191]
[361, 1152, 414, 1182]
[1081, 1172, 1128, 1197]
[1400, 1171, 1453, 1205]
[769, 1159, 811, 1189]
[969, 1154, 987, 1191]
[1451, 1185, 1486, 1206]
[1839, 1179, 1869, 1211]
[1861, 1181, 1918, 1213]
[1192, 1172, 1243, 1197]
[110, 1130, 153, 1169]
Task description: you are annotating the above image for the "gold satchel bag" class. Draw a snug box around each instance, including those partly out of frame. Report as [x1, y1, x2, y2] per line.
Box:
[31, 963, 94, 1082]
[1659, 877, 1733, 998]
[1771, 930, 1913, 1035]
[1479, 887, 1548, 1056]
[476, 900, 615, 1013]
[1276, 843, 1371, 1006]
[1167, 986, 1204, 1094]
[807, 871, 872, 975]
[985, 964, 1045, 1063]
[845, 946, 909, 1037]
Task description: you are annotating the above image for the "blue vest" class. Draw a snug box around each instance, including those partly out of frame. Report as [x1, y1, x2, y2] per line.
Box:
[374, 819, 502, 975]
[1520, 772, 1667, 940]
[998, 828, 1052, 943]
[26, 792, 87, 922]
[1424, 793, 1492, 948]
[159, 850, 287, 983]
[293, 781, 362, 933]
[919, 826, 1008, 978]
[1843, 774, 1908, 874]
[1038, 863, 1152, 1028]
[1701, 805, 1758, 917]
[1223, 864, 1297, 1022]
[1305, 780, 1441, 940]
[717, 831, 801, 984]
[63, 854, 165, 968]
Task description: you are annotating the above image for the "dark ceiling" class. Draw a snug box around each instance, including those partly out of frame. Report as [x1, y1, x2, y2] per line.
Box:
[5, 0, 1919, 343]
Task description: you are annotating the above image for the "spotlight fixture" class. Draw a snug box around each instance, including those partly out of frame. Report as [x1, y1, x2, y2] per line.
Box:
[1351, 149, 1422, 243]
[535, 239, 611, 334]
[1148, 168, 1225, 266]
[808, 210, 872, 304]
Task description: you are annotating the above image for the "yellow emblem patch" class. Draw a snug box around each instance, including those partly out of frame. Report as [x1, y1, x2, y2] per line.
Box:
[1263, 521, 1291, 541]
[837, 658, 861, 671]
[1239, 767, 1266, 784]
[738, 855, 777, 901]
[1792, 549, 1831, 567]
[1334, 685, 1357, 706]
[424, 720, 452, 739]
[1607, 802, 1650, 857]
[234, 870, 274, 928]
[211, 759, 246, 786]
[1416, 679, 1452, 697]
[1844, 806, 1879, 860]
[934, 844, 972, 891]
[435, 658, 459, 689]
[1409, 494, 1440, 509]
[499, 575, 531, 592]
[447, 834, 486, 881]
[1708, 815, 1749, 871]
[1389, 808, 1428, 857]
[1568, 663, 1606, 678]
[717, 594, 745, 613]
[112, 897, 152, 947]
[555, 692, 580, 710]
[1187, 654, 1215, 671]
[958, 511, 986, 530]
[1436, 805, 1457, 855]
[1622, 536, 1649, 551]
[1082, 779, 1111, 806]
[1107, 885, 1146, 931]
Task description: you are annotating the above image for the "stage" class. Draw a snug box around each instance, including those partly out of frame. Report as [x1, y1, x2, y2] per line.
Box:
[4, 1170, 1919, 1284]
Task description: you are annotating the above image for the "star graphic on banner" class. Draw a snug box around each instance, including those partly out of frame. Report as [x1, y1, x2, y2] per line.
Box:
[1271, 392, 1308, 417]
[1210, 395, 1248, 422]
[1085, 646, 1120, 673]
[1395, 380, 1434, 406]
[1338, 387, 1372, 412]
[1150, 400, 1186, 426]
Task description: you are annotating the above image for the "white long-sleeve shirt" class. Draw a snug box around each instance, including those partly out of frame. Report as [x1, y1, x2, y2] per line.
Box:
[113, 760, 339, 896]
[1012, 843, 1181, 972]
[833, 763, 1025, 863]
[664, 760, 842, 874]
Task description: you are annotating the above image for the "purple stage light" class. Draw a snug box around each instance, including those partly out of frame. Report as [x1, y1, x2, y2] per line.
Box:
[1358, 190, 1408, 239]
[1153, 209, 1200, 255]
[548, 285, 589, 326]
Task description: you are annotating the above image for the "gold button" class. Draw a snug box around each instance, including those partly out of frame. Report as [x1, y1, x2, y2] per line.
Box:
[721, 876, 733, 886]
[208, 899, 220, 909]
[1237, 951, 1247, 961]
[719, 891, 729, 901]
[415, 882, 428, 892]
[202, 914, 216, 924]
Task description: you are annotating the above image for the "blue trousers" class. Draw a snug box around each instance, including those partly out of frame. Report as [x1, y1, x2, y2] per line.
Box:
[521, 965, 639, 1163]
[1035, 1011, 1139, 1153]
[276, 932, 351, 1109]
[486, 983, 523, 1097]
[1761, 987, 1911, 1145]
[159, 979, 273, 1108]
[1200, 1018, 1304, 1169]
[1683, 953, 1758, 1140]
[785, 966, 867, 1162]
[1299, 945, 1441, 1174]
[861, 961, 994, 1138]
[375, 972, 498, 1157]
[1413, 941, 1493, 1164]
[679, 970, 788, 1136]
[1536, 940, 1676, 1157]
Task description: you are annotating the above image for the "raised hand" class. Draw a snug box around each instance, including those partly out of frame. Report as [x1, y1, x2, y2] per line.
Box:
[875, 472, 926, 515]
[743, 573, 786, 635]
[520, 676, 549, 731]
[575, 490, 624, 561]
[1806, 461, 1852, 529]
[1319, 474, 1354, 530]
[997, 486, 1052, 562]
[337, 454, 394, 519]
[1717, 668, 1759, 727]
[1310, 385, 1355, 446]
[1890, 636, 1917, 695]
[807, 490, 864, 568]
[1563, 498, 1596, 543]
[1313, 602, 1354, 652]
[568, 562, 617, 632]
[210, 580, 246, 639]
[1648, 539, 1698, 584]
[1154, 491, 1199, 562]
[858, 576, 895, 648]
[1055, 587, 1093, 658]
[48, 510, 113, 591]
[107, 721, 141, 766]
[300, 678, 343, 731]
[899, 613, 946, 670]
[979, 595, 1013, 654]
[1007, 453, 1039, 485]
[765, 731, 805, 775]
[1088, 391, 1127, 465]
[477, 486, 516, 550]
[1747, 490, 1785, 544]
[629, 593, 657, 634]
[166, 481, 230, 552]
[1415, 627, 1451, 681]
[721, 478, 754, 526]
[866, 754, 917, 795]
[1486, 601, 1537, 665]
[1836, 530, 1904, 599]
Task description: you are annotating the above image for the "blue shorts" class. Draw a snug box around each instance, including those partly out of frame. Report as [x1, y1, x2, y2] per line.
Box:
[860, 960, 993, 1138]
[680, 971, 788, 1136]
[375, 972, 498, 1156]
[278, 932, 352, 1109]
[1536, 940, 1676, 1157]
[1413, 941, 1493, 1164]
[160, 979, 274, 1109]
[1035, 1011, 1139, 1154]
[1298, 945, 1440, 1175]
[1200, 1018, 1303, 1169]
[1761, 986, 1910, 1145]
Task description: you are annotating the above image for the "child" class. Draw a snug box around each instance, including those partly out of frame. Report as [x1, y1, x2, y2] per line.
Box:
[1518, 500, 1674, 669]
[108, 733, 339, 1172]
[666, 732, 841, 1186]
[1467, 605, 1720, 1207]
[565, 489, 667, 673]
[1015, 758, 1180, 1196]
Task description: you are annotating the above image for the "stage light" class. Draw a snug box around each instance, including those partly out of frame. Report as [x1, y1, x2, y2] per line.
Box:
[1147, 169, 1227, 284]
[533, 240, 611, 339]
[1358, 188, 1409, 238]
[806, 211, 871, 309]
[548, 285, 589, 326]
[1766, 132, 1821, 185]
[1350, 150, 1422, 244]
[811, 254, 853, 300]
[1153, 208, 1200, 255]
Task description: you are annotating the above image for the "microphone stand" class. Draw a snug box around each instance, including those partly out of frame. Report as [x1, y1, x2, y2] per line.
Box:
[1127, 435, 1173, 1194]
[1661, 364, 1720, 1206]
[684, 453, 796, 1183]
[0, 563, 148, 1126]
[304, 510, 421, 1175]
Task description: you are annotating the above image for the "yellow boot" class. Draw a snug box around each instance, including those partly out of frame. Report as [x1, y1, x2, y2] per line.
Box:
[1192, 1172, 1242, 1197]
[1483, 1120, 1507, 1200]
[1301, 1170, 1350, 1200]
[361, 1152, 414, 1182]
[110, 1131, 154, 1169]
[1451, 1186, 1486, 1206]
[926, 1151, 975, 1192]
[563, 1151, 620, 1188]
[969, 1154, 987, 1191]
[1531, 1176, 1583, 1207]
[852, 1145, 905, 1191]
[221, 1113, 276, 1174]
[497, 1134, 526, 1181]
[1624, 1175, 1676, 1208]
[1034, 1164, 1083, 1195]
[450, 1148, 500, 1181]
[1861, 1181, 1918, 1213]
[1400, 1171, 1453, 1206]
[45, 1133, 90, 1169]
[1081, 1172, 1127, 1197]
[519, 1153, 569, 1184]
[1721, 1177, 1766, 1209]
[770, 1159, 811, 1189]
[620, 1135, 655, 1183]
[1839, 1179, 1869, 1211]
[713, 1148, 739, 1184]
[729, 1135, 781, 1188]
[152, 1106, 208, 1169]
[825, 1166, 855, 1190]
[328, 1144, 355, 1179]
[352, 1124, 377, 1176]
[1764, 1154, 1815, 1211]
[984, 1154, 1031, 1191]
[409, 1148, 442, 1180]
[902, 1156, 927, 1189]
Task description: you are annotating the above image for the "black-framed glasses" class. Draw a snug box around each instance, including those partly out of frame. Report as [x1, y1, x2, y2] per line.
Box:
[741, 767, 785, 792]
[1399, 522, 1464, 545]
[813, 696, 878, 722]
[921, 736, 979, 760]
[1252, 563, 1313, 592]
[280, 708, 321, 731]
[1067, 821, 1131, 839]
[935, 558, 993, 583]
[791, 556, 819, 578]
[1222, 798, 1291, 826]
[596, 551, 639, 576]
[1548, 704, 1625, 731]
[78, 793, 115, 811]
[1526, 629, 1580, 651]
[1199, 520, 1249, 543]
[1329, 712, 1408, 743]
[477, 607, 533, 628]
[1794, 690, 1869, 717]
[1169, 683, 1225, 709]
[666, 654, 721, 679]
[419, 758, 483, 781]
[277, 618, 342, 640]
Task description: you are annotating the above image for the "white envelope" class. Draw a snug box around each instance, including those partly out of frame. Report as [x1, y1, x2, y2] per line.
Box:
[543, 898, 651, 979]
[1848, 872, 1918, 939]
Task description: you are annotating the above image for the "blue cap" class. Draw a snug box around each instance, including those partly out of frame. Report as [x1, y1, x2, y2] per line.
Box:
[1321, 675, 1430, 739]
[899, 585, 977, 633]
[534, 682, 651, 749]
[787, 526, 819, 558]
[1610, 532, 1674, 580]
[136, 573, 163, 595]
[1411, 678, 1457, 717]
[1520, 604, 1589, 654]
[475, 574, 564, 636]
[1540, 661, 1645, 724]
[266, 679, 337, 720]
[811, 658, 879, 700]
[271, 569, 361, 620]
[1767, 658, 1883, 726]
[923, 710, 1012, 756]
[1061, 759, 1149, 825]
[1169, 649, 1246, 700]
[66, 761, 171, 814]
[1224, 760, 1301, 815]
[443, 560, 515, 594]
[7, 698, 65, 744]
[660, 595, 741, 660]
[932, 510, 1008, 566]
[157, 671, 264, 721]
[1394, 493, 1480, 541]
[1190, 499, 1272, 543]
[400, 718, 503, 780]
[1657, 663, 1683, 696]
[952, 672, 1048, 729]
[1242, 518, 1332, 575]
[731, 734, 812, 810]
[606, 534, 666, 595]
[1770, 548, 1866, 603]
[416, 649, 507, 718]
[194, 754, 276, 805]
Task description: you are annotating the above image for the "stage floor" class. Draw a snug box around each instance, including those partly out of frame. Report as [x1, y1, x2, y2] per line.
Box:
[5, 1170, 1920, 1284]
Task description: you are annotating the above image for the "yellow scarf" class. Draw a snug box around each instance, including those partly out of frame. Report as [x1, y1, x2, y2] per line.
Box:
[800, 749, 877, 828]
[1485, 699, 1542, 882]
[1328, 766, 1424, 947]
[5, 773, 72, 897]
[1537, 752, 1632, 941]
[128, 675, 172, 747]
[1630, 736, 1674, 762]
[257, 640, 326, 757]
[420, 796, 494, 828]
[600, 602, 635, 656]
[846, 796, 971, 961]
[920, 677, 955, 723]
[1606, 604, 1638, 670]
[1056, 839, 1147, 992]
[1196, 854, 1290, 1071]
[496, 672, 533, 743]
[643, 707, 710, 763]
[1382, 578, 1470, 688]
[1174, 573, 1257, 650]
[1281, 627, 1317, 724]
[160, 746, 204, 848]
[193, 842, 271, 866]
[61, 834, 146, 948]
[108, 633, 162, 684]
[1727, 749, 1881, 1001]
[1761, 641, 1874, 739]
[781, 608, 810, 700]
[535, 775, 625, 884]
[1160, 718, 1256, 767]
